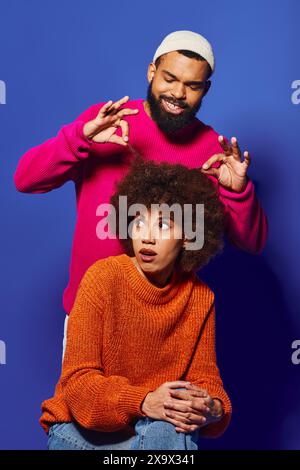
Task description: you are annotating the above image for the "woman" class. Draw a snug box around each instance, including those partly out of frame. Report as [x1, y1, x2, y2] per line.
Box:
[40, 156, 232, 450]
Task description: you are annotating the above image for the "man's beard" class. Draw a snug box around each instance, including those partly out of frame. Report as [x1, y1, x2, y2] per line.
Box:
[146, 82, 202, 133]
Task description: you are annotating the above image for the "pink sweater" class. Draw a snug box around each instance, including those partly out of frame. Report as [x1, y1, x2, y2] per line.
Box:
[14, 99, 268, 314]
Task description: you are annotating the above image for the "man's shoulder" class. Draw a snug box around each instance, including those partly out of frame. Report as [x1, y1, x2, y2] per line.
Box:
[193, 117, 219, 138]
[192, 117, 223, 153]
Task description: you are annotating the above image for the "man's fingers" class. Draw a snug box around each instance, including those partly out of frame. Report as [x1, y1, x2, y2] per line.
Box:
[200, 167, 220, 178]
[218, 135, 232, 156]
[108, 134, 128, 146]
[116, 108, 139, 118]
[202, 153, 224, 170]
[119, 120, 129, 142]
[108, 95, 130, 114]
[231, 136, 242, 161]
[243, 151, 251, 167]
[97, 100, 113, 118]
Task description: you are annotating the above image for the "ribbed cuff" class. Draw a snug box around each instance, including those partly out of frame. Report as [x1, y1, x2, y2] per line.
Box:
[62, 120, 93, 160]
[117, 385, 153, 423]
[77, 120, 95, 145]
[218, 177, 253, 201]
[199, 386, 232, 438]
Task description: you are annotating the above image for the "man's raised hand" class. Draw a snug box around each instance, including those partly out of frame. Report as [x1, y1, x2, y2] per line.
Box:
[201, 136, 251, 193]
[83, 95, 139, 146]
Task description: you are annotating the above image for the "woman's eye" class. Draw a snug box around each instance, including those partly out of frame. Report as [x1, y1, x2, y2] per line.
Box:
[135, 219, 145, 228]
[159, 221, 170, 230]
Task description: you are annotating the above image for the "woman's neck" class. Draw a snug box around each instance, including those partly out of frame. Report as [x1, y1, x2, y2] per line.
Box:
[131, 256, 174, 288]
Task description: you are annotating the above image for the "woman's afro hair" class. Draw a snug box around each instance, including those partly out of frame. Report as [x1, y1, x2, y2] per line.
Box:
[109, 155, 225, 273]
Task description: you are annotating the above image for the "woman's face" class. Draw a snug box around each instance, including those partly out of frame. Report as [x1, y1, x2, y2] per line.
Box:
[131, 207, 186, 286]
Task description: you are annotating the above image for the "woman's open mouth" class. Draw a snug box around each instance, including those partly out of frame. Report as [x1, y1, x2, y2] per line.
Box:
[139, 249, 157, 263]
[161, 98, 185, 115]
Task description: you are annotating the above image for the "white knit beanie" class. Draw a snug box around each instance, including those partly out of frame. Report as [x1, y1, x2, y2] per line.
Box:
[153, 30, 215, 73]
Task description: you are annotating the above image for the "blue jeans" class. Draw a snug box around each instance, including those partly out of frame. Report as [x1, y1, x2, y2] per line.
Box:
[47, 388, 199, 451]
[47, 418, 199, 450]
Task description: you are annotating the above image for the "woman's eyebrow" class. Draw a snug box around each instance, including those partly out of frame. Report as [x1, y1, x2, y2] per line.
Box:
[158, 214, 174, 222]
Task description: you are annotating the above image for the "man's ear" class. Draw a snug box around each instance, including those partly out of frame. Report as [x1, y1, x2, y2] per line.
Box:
[147, 62, 156, 83]
[203, 80, 211, 98]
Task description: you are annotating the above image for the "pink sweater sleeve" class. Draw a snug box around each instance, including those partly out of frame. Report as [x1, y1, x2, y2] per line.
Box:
[205, 132, 268, 254]
[217, 178, 268, 254]
[13, 105, 100, 193]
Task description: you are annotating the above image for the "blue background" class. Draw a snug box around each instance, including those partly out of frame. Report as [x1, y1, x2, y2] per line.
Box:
[1, 0, 299, 449]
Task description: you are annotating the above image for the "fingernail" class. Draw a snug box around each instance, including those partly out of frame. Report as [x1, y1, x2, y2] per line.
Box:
[124, 136, 129, 141]
[202, 164, 208, 169]
[219, 135, 223, 140]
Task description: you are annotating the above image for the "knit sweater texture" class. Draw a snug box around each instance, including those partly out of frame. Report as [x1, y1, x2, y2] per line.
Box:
[40, 254, 232, 439]
[14, 99, 268, 314]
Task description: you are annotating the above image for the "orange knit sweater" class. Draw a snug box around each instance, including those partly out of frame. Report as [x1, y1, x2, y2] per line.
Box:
[40, 254, 232, 438]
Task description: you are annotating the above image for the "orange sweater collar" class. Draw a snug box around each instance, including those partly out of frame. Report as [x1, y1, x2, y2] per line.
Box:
[114, 254, 186, 304]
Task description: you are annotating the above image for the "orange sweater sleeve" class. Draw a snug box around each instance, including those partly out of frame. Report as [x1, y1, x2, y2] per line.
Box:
[185, 302, 232, 438]
[59, 267, 152, 432]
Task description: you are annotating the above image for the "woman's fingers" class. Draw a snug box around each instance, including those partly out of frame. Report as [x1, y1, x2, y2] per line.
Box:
[164, 399, 210, 414]
[185, 384, 208, 396]
[166, 381, 192, 389]
[165, 409, 207, 426]
[164, 412, 205, 432]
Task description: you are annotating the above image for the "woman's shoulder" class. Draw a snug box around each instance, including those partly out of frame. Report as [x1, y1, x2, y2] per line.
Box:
[77, 255, 127, 304]
[82, 255, 125, 285]
[190, 272, 215, 307]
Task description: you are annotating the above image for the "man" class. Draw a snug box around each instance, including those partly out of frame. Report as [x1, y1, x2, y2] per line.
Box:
[14, 30, 268, 320]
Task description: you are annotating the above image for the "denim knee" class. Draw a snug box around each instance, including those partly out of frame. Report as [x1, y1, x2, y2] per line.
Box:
[130, 387, 199, 450]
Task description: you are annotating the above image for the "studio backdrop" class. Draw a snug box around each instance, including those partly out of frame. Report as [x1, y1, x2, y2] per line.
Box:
[0, 0, 299, 450]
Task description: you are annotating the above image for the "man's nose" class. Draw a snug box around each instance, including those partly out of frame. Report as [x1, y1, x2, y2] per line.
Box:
[171, 83, 186, 100]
